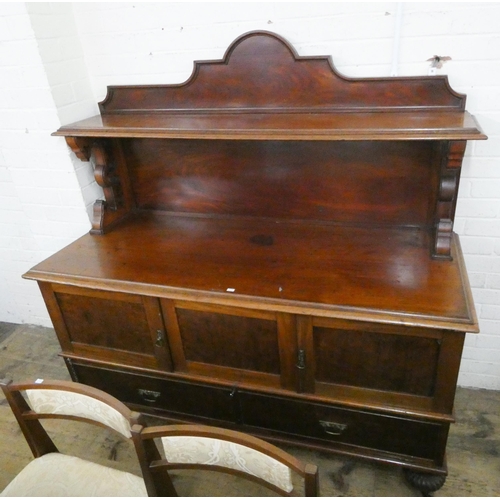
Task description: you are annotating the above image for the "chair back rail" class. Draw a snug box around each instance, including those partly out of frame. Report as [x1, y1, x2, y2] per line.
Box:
[0, 378, 147, 497]
[0, 378, 141, 457]
[132, 423, 319, 496]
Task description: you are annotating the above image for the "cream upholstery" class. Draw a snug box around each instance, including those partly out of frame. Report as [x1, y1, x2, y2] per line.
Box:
[161, 435, 293, 492]
[0, 453, 147, 497]
[1, 379, 148, 497]
[26, 389, 132, 438]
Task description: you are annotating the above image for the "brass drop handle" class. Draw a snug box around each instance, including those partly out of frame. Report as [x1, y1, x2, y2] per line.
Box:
[138, 389, 161, 403]
[319, 420, 348, 436]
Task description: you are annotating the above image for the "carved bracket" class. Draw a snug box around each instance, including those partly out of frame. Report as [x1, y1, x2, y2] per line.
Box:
[433, 141, 466, 260]
[65, 137, 92, 161]
[91, 200, 107, 235]
[92, 141, 121, 210]
[89, 141, 124, 234]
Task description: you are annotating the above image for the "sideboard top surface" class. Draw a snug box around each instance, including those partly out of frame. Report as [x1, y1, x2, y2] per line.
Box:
[25, 212, 477, 332]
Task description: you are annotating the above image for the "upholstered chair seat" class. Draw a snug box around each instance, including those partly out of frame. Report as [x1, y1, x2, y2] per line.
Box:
[0, 379, 147, 497]
[1, 452, 147, 497]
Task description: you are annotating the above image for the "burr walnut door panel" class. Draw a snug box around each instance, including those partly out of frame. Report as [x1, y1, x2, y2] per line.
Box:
[39, 283, 172, 371]
[160, 299, 298, 391]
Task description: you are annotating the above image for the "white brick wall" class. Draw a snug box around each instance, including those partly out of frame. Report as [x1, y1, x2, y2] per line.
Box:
[1, 2, 499, 390]
[26, 2, 103, 217]
[0, 3, 99, 326]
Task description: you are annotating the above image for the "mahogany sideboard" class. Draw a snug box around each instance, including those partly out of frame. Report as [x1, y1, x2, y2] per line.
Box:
[25, 31, 487, 492]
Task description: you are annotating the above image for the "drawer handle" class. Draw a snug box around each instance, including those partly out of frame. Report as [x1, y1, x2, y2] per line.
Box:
[319, 420, 348, 436]
[138, 389, 161, 403]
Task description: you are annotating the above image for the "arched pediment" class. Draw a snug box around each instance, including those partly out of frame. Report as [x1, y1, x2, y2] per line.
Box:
[99, 30, 465, 114]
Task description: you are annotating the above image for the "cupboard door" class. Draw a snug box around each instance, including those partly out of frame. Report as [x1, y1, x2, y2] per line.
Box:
[314, 324, 439, 395]
[302, 317, 464, 414]
[160, 300, 297, 390]
[39, 283, 172, 371]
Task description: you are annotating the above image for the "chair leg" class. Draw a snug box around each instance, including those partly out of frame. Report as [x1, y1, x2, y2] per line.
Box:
[152, 468, 178, 497]
[304, 464, 319, 496]
[132, 425, 177, 496]
[0, 381, 58, 458]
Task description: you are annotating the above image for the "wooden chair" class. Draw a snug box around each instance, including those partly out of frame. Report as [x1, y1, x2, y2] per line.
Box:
[0, 378, 147, 497]
[131, 423, 319, 496]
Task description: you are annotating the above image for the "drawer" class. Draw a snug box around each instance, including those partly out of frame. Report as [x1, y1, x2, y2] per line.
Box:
[239, 392, 448, 463]
[70, 362, 238, 424]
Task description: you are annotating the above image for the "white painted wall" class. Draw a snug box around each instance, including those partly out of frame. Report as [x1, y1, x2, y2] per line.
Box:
[0, 2, 498, 389]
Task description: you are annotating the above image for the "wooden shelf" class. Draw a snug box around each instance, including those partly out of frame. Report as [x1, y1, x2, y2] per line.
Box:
[53, 110, 486, 141]
[25, 211, 477, 332]
[52, 31, 486, 143]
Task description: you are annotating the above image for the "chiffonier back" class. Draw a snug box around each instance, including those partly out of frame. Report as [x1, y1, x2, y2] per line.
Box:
[55, 31, 485, 261]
